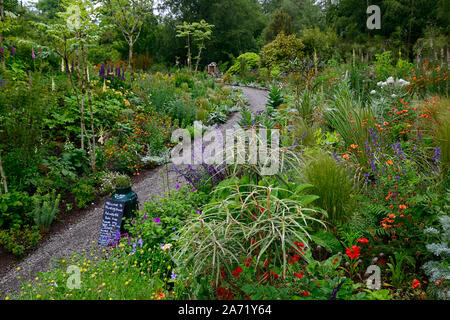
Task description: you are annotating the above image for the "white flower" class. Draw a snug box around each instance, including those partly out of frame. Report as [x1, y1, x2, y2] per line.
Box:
[398, 79, 410, 87]
[370, 90, 376, 94]
[386, 76, 395, 84]
[160, 243, 172, 251]
[391, 94, 397, 98]
[377, 81, 383, 87]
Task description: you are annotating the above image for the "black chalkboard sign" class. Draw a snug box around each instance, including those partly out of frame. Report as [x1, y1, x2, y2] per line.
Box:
[98, 200, 125, 246]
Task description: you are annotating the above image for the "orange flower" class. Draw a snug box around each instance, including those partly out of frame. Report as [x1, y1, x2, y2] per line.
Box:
[350, 144, 358, 149]
[386, 160, 394, 165]
[399, 204, 407, 210]
[412, 279, 421, 289]
[342, 154, 349, 159]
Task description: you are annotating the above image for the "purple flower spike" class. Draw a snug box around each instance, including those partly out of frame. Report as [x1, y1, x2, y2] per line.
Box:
[11, 44, 15, 55]
[32, 48, 36, 59]
[154, 217, 161, 225]
[99, 64, 105, 78]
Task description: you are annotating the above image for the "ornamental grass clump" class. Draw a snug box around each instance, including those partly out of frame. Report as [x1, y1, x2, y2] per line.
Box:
[173, 176, 325, 286]
[301, 150, 357, 225]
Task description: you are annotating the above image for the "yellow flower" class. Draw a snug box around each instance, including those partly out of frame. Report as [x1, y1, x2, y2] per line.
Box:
[36, 294, 41, 299]
[16, 267, 20, 271]
[5, 296, 9, 300]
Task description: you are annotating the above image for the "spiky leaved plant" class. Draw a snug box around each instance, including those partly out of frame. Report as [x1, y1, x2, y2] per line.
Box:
[33, 192, 61, 233]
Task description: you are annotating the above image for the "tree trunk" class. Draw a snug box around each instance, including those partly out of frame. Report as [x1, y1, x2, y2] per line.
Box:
[194, 43, 203, 75]
[66, 56, 84, 151]
[187, 34, 191, 73]
[128, 38, 133, 77]
[0, 154, 8, 194]
[82, 42, 96, 173]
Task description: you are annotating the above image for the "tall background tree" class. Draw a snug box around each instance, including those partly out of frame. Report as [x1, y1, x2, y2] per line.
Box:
[264, 9, 294, 43]
[162, 0, 266, 66]
[103, 0, 152, 75]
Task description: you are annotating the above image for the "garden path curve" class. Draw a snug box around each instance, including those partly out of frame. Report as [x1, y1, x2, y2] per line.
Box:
[0, 86, 267, 298]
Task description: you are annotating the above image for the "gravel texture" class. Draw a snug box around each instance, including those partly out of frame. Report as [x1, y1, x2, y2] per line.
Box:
[0, 86, 267, 298]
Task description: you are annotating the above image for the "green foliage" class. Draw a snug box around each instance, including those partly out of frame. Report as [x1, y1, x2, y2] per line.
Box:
[227, 52, 260, 75]
[33, 191, 61, 233]
[0, 191, 34, 229]
[114, 175, 132, 188]
[374, 51, 395, 81]
[260, 32, 304, 71]
[173, 176, 325, 284]
[266, 85, 283, 109]
[70, 177, 96, 209]
[386, 252, 415, 288]
[309, 229, 342, 253]
[0, 225, 41, 257]
[14, 248, 173, 300]
[264, 9, 294, 43]
[325, 81, 375, 166]
[242, 284, 291, 300]
[174, 72, 195, 89]
[301, 150, 357, 225]
[125, 185, 209, 249]
[299, 27, 339, 61]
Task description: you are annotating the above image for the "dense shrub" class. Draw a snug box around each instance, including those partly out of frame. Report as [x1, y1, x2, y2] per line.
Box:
[260, 32, 304, 71]
[227, 52, 260, 75]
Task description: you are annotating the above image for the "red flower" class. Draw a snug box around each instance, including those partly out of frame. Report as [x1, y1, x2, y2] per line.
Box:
[294, 272, 303, 279]
[294, 242, 305, 254]
[301, 290, 309, 297]
[232, 267, 242, 278]
[260, 207, 265, 212]
[412, 279, 421, 289]
[346, 245, 361, 259]
[357, 238, 369, 244]
[242, 257, 252, 267]
[217, 287, 234, 300]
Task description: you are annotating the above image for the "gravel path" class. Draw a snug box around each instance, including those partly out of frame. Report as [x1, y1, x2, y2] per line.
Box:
[0, 86, 267, 298]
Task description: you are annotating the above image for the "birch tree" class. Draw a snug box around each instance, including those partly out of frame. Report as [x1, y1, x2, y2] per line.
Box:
[35, 0, 102, 172]
[104, 0, 151, 76]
